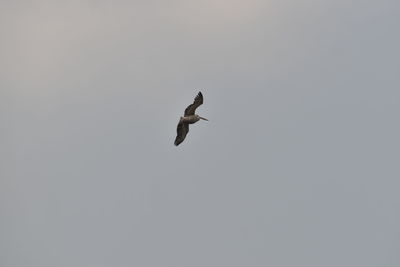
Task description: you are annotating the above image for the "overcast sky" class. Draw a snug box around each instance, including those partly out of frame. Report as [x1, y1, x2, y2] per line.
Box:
[1, 1, 400, 266]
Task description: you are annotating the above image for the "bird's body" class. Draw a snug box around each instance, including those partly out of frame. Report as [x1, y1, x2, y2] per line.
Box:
[180, 114, 201, 124]
[174, 92, 208, 146]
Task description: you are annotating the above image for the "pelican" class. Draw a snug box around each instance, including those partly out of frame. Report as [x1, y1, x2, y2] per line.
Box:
[174, 92, 208, 146]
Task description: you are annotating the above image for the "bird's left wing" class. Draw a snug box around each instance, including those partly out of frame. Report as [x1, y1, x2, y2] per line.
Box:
[174, 121, 189, 146]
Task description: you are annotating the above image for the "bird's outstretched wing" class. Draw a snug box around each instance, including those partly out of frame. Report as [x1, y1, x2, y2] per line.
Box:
[184, 92, 203, 116]
[174, 121, 189, 146]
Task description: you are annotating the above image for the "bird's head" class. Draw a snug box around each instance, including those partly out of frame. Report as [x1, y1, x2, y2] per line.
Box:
[196, 114, 209, 121]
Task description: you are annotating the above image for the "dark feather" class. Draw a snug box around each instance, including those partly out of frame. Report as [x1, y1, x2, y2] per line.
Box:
[174, 121, 189, 146]
[184, 92, 203, 116]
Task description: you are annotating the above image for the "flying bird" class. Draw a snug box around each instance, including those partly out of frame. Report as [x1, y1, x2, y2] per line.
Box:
[174, 92, 208, 146]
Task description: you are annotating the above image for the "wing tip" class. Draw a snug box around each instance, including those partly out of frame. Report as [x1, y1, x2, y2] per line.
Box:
[174, 140, 181, 146]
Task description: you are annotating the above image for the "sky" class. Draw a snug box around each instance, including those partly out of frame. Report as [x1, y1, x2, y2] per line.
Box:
[1, 0, 400, 266]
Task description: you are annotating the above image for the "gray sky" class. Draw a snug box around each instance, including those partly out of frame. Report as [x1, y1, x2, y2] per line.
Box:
[1, 1, 400, 266]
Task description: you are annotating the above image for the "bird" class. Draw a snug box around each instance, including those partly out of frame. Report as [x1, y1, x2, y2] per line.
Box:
[174, 91, 208, 146]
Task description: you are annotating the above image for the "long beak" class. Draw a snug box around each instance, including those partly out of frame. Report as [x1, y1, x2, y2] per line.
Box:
[199, 116, 209, 121]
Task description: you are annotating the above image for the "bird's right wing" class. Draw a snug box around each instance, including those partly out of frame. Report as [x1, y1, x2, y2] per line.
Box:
[184, 92, 203, 116]
[174, 121, 189, 146]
